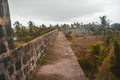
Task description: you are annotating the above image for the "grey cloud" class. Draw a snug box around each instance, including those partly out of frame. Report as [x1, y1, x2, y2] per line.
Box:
[9, 0, 103, 21]
[8, 0, 120, 23]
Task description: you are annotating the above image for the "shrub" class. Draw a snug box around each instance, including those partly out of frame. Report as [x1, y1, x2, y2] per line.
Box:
[110, 41, 120, 78]
[66, 31, 72, 40]
[111, 64, 120, 78]
[20, 35, 32, 42]
[91, 44, 102, 66]
[114, 41, 120, 64]
[14, 41, 20, 48]
[77, 58, 95, 70]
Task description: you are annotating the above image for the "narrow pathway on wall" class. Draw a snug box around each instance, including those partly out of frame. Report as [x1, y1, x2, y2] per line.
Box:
[34, 31, 87, 80]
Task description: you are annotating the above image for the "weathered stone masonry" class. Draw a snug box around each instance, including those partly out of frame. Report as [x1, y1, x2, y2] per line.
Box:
[0, 0, 58, 80]
[0, 0, 14, 52]
[0, 29, 58, 80]
[0, 0, 14, 79]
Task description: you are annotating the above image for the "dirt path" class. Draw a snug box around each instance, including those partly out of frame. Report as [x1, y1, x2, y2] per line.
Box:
[34, 31, 87, 80]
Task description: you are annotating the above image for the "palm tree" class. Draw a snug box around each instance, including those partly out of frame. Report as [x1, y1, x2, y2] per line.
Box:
[13, 21, 21, 40]
[28, 21, 35, 38]
[99, 16, 110, 46]
[21, 25, 26, 37]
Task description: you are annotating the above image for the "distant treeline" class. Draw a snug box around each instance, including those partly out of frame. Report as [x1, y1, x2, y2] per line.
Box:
[12, 21, 57, 42]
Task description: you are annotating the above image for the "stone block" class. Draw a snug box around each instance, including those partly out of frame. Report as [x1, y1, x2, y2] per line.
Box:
[8, 65, 14, 77]
[15, 60, 21, 71]
[6, 25, 13, 37]
[0, 25, 4, 38]
[24, 44, 30, 54]
[0, 41, 7, 54]
[4, 56, 10, 69]
[22, 56, 28, 65]
[10, 49, 19, 61]
[7, 38, 14, 49]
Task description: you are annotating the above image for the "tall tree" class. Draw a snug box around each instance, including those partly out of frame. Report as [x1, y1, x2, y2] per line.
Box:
[13, 21, 21, 40]
[99, 16, 110, 46]
[28, 21, 35, 38]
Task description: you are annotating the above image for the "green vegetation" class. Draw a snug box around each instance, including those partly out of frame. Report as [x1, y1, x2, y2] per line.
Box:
[13, 21, 57, 47]
[65, 31, 73, 40]
[11, 15, 120, 80]
[78, 57, 95, 79]
[78, 58, 94, 70]
[37, 48, 49, 65]
[65, 16, 120, 80]
[110, 41, 120, 78]
[91, 44, 102, 67]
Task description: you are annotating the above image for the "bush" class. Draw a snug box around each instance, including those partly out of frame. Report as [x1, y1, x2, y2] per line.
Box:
[111, 64, 120, 78]
[20, 35, 32, 42]
[77, 58, 95, 70]
[114, 41, 120, 64]
[66, 31, 72, 40]
[110, 41, 120, 79]
[14, 41, 20, 48]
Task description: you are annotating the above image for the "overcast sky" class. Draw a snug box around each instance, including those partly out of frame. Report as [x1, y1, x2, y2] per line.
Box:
[8, 0, 120, 26]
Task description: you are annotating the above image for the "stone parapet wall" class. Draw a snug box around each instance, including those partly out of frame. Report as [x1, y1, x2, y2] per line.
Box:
[0, 29, 58, 80]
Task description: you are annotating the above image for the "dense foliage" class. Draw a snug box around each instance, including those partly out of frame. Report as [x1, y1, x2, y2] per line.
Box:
[111, 41, 120, 78]
[13, 21, 57, 47]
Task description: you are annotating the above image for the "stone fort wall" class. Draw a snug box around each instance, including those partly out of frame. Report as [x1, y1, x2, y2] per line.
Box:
[0, 29, 58, 80]
[0, 0, 58, 79]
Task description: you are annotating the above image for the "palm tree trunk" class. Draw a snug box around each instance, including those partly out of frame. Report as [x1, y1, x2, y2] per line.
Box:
[103, 27, 106, 46]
